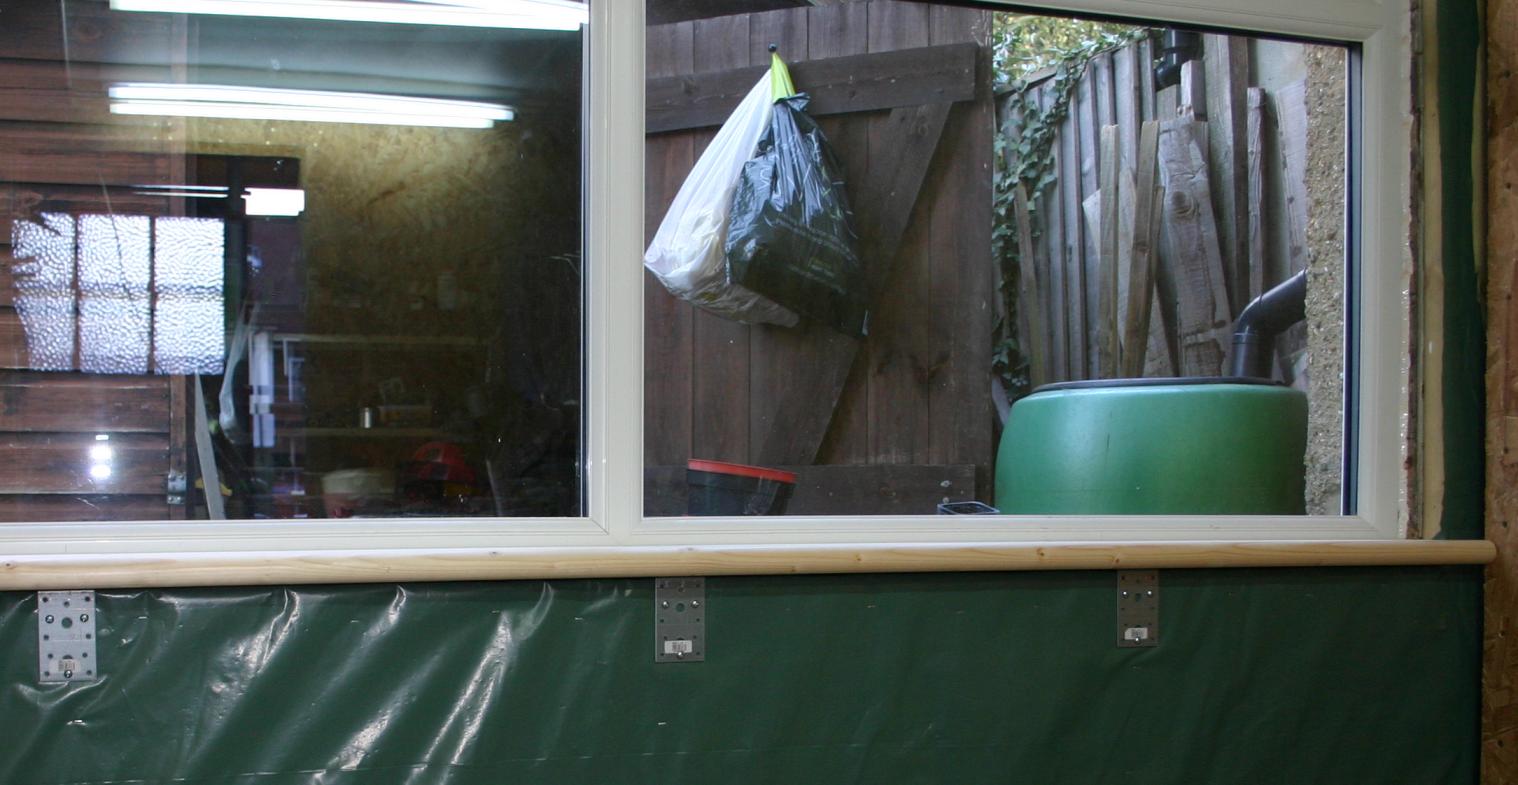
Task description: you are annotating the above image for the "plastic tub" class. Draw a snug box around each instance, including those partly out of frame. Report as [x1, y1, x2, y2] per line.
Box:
[686, 459, 797, 516]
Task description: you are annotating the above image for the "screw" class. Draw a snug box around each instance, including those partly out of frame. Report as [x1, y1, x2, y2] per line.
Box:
[79, 614, 89, 622]
[661, 601, 669, 608]
[1121, 591, 1129, 597]
[44, 614, 54, 624]
[691, 600, 700, 608]
[1146, 591, 1153, 597]
[675, 651, 684, 659]
[63, 670, 73, 679]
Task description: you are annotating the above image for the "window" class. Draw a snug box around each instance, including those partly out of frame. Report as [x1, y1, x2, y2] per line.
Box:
[0, 0, 1435, 574]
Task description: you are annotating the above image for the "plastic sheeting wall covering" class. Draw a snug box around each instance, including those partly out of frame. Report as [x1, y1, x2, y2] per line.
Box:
[0, 567, 1479, 784]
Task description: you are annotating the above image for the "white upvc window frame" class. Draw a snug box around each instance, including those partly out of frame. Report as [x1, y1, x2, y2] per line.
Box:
[0, 0, 1435, 571]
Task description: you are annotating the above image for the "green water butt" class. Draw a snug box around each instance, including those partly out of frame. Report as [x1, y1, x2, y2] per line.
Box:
[996, 380, 1308, 515]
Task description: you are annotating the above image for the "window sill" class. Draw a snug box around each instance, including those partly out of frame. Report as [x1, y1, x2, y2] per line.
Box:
[0, 539, 1495, 590]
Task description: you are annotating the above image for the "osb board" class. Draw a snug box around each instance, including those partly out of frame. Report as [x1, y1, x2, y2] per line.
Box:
[1486, 0, 1518, 779]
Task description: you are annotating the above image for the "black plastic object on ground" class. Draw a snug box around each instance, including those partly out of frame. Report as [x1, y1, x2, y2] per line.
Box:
[725, 94, 869, 337]
[937, 500, 1000, 515]
[686, 459, 797, 515]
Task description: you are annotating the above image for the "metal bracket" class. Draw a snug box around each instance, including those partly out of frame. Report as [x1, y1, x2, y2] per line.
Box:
[1117, 570, 1159, 648]
[654, 577, 705, 662]
[166, 470, 187, 506]
[38, 591, 98, 683]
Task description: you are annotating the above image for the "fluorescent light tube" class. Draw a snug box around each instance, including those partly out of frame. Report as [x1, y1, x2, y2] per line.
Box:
[108, 0, 587, 30]
[244, 188, 307, 217]
[109, 83, 514, 129]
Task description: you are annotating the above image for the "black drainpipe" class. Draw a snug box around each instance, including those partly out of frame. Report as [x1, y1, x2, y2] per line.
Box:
[1229, 269, 1308, 379]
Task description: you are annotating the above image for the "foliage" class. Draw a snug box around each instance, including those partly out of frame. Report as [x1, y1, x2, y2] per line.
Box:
[989, 15, 1148, 395]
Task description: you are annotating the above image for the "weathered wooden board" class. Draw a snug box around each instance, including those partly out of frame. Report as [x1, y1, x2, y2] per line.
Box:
[1076, 62, 1100, 377]
[0, 308, 28, 369]
[1273, 79, 1310, 374]
[1060, 75, 1087, 379]
[0, 372, 169, 433]
[0, 431, 167, 494]
[1036, 87, 1069, 381]
[1096, 125, 1120, 377]
[644, 463, 977, 516]
[1157, 119, 1231, 376]
[810, 1, 873, 465]
[646, 42, 977, 133]
[747, 7, 814, 467]
[0, 125, 171, 187]
[1203, 34, 1251, 316]
[688, 14, 754, 465]
[863, 0, 934, 466]
[0, 494, 169, 522]
[1123, 121, 1163, 377]
[925, 4, 993, 481]
[1246, 87, 1267, 304]
[643, 21, 697, 477]
[1014, 184, 1047, 386]
[0, 1, 174, 65]
[1487, 1, 1518, 779]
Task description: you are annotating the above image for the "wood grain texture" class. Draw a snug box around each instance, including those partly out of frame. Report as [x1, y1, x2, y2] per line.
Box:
[1060, 79, 1088, 379]
[688, 14, 753, 465]
[0, 431, 167, 495]
[643, 20, 696, 481]
[1036, 87, 1069, 382]
[0, 371, 169, 432]
[0, 494, 168, 522]
[1203, 34, 1250, 317]
[1157, 119, 1232, 376]
[1246, 87, 1267, 304]
[810, 1, 873, 464]
[645, 42, 977, 133]
[863, 0, 934, 466]
[0, 540, 1494, 592]
[1486, 0, 1518, 778]
[644, 462, 976, 516]
[747, 8, 813, 468]
[1097, 125, 1120, 377]
[1123, 121, 1163, 378]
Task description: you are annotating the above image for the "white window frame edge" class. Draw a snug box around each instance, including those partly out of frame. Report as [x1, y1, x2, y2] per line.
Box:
[0, 0, 1430, 564]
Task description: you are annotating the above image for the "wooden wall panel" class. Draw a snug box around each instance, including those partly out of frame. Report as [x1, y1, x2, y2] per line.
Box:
[0, 372, 170, 433]
[0, 0, 173, 65]
[1485, 0, 1518, 778]
[0, 431, 167, 495]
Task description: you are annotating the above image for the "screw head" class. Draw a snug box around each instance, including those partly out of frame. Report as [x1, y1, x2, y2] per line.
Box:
[79, 614, 89, 622]
[691, 600, 700, 608]
[44, 614, 54, 624]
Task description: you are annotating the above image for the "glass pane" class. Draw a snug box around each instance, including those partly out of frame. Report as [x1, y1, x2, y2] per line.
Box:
[1, 0, 586, 520]
[642, 1, 1350, 517]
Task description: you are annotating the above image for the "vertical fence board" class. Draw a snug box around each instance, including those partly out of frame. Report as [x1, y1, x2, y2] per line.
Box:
[1037, 86, 1069, 381]
[810, 1, 873, 465]
[864, 0, 933, 464]
[1203, 33, 1250, 317]
[689, 14, 753, 464]
[1076, 62, 1101, 378]
[1060, 81, 1087, 379]
[643, 22, 696, 474]
[747, 9, 811, 465]
[1157, 119, 1232, 376]
[927, 5, 992, 477]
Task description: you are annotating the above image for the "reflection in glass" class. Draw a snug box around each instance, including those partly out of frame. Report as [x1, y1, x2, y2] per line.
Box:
[0, 0, 585, 521]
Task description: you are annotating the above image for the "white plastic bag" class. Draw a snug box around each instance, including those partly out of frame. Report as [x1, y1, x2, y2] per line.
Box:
[643, 74, 799, 327]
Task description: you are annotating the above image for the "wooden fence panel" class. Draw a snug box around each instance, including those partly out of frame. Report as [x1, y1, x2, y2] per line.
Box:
[643, 1, 995, 509]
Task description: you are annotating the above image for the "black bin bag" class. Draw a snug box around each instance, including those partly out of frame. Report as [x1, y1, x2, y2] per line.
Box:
[724, 92, 869, 337]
